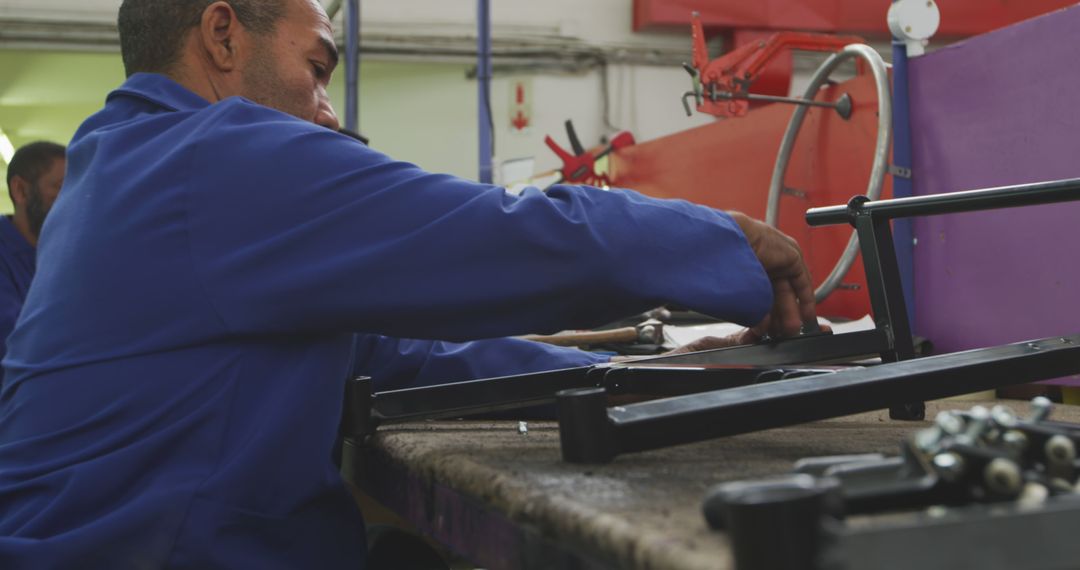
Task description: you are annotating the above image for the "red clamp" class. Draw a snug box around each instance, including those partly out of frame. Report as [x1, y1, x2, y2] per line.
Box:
[544, 121, 636, 187]
[688, 13, 865, 118]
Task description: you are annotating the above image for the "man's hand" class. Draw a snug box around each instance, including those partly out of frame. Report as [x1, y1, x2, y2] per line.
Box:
[663, 329, 762, 355]
[727, 211, 816, 338]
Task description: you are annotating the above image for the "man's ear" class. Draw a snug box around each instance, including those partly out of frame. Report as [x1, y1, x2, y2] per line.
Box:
[199, 1, 244, 72]
[9, 176, 28, 208]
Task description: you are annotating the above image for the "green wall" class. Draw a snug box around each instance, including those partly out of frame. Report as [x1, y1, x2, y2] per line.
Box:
[0, 50, 479, 213]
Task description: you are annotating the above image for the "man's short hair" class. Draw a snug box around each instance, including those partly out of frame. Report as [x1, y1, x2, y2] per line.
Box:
[6, 141, 66, 202]
[117, 0, 287, 78]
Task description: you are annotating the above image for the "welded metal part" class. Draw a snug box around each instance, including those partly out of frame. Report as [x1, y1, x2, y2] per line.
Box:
[367, 362, 842, 428]
[557, 335, 1080, 463]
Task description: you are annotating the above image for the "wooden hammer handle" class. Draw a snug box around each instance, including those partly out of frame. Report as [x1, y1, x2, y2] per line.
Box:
[523, 327, 639, 347]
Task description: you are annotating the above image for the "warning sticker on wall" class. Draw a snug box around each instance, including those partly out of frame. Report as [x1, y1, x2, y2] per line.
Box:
[509, 78, 533, 134]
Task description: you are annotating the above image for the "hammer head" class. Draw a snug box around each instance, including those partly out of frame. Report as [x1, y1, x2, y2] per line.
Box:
[636, 319, 664, 344]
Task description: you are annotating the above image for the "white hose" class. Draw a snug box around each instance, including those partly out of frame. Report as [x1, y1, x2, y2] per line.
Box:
[765, 44, 893, 303]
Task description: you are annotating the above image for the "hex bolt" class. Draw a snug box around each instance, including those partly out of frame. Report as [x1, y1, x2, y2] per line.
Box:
[1018, 482, 1050, 507]
[933, 452, 965, 482]
[914, 426, 944, 453]
[1001, 430, 1029, 455]
[1029, 397, 1054, 423]
[983, 458, 1023, 496]
[959, 406, 991, 445]
[935, 411, 965, 436]
[1046, 435, 1075, 464]
[990, 405, 1018, 430]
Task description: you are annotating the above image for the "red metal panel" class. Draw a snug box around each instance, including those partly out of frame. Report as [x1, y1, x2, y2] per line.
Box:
[609, 75, 887, 319]
[634, 0, 1078, 37]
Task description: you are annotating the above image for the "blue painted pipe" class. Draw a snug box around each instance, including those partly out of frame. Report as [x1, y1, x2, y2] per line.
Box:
[891, 1, 917, 331]
[345, 0, 360, 132]
[477, 0, 494, 184]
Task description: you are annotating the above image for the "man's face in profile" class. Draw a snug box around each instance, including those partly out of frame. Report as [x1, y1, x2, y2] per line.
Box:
[239, 0, 341, 130]
[24, 157, 65, 238]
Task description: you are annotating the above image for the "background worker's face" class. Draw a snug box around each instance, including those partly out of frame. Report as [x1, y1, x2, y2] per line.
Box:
[240, 0, 340, 130]
[16, 157, 65, 239]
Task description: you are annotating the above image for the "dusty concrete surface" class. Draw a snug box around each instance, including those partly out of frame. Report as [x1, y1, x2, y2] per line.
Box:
[347, 399, 1080, 570]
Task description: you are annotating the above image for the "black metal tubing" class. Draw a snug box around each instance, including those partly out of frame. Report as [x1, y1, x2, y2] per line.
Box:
[372, 367, 590, 424]
[367, 329, 892, 426]
[806, 177, 1080, 226]
[557, 335, 1080, 463]
[371, 363, 845, 426]
[597, 365, 844, 396]
[854, 210, 923, 420]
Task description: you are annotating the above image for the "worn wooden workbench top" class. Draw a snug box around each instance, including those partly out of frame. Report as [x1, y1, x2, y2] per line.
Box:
[343, 399, 1080, 570]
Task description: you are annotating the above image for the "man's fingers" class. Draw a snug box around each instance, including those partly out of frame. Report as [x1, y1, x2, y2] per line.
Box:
[790, 264, 817, 325]
[666, 329, 760, 355]
[769, 279, 803, 337]
[751, 315, 771, 338]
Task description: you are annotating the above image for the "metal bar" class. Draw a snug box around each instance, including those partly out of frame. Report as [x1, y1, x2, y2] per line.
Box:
[476, 0, 494, 184]
[854, 213, 922, 419]
[371, 364, 841, 425]
[370, 329, 889, 422]
[890, 36, 916, 332]
[596, 365, 842, 396]
[807, 178, 1080, 226]
[630, 329, 890, 366]
[558, 335, 1080, 462]
[741, 93, 840, 109]
[373, 367, 589, 423]
[344, 0, 360, 132]
[713, 90, 841, 109]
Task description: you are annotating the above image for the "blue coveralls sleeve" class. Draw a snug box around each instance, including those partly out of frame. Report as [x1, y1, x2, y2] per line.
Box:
[0, 274, 21, 365]
[351, 334, 610, 391]
[186, 100, 773, 341]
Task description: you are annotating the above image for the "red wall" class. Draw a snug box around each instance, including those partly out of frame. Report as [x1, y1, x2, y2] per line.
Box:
[634, 0, 1077, 37]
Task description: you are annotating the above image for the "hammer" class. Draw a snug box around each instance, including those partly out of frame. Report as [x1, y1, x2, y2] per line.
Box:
[523, 319, 664, 347]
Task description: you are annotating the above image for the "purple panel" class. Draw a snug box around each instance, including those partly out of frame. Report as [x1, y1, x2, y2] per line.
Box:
[908, 5, 1080, 384]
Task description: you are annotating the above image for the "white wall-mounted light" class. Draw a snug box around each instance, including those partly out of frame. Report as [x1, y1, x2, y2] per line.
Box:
[888, 0, 941, 57]
[0, 128, 15, 165]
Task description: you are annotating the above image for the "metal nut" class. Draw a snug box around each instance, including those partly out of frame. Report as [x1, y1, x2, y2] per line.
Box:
[1001, 430, 1029, 455]
[1030, 397, 1054, 423]
[935, 411, 965, 436]
[990, 405, 1018, 429]
[983, 458, 1023, 496]
[933, 452, 965, 482]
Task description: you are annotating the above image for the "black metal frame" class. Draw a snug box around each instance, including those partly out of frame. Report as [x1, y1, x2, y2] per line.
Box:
[557, 335, 1080, 462]
[344, 177, 1080, 465]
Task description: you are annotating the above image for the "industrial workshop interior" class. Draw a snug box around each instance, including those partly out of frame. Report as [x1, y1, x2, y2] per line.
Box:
[3, 0, 1080, 568]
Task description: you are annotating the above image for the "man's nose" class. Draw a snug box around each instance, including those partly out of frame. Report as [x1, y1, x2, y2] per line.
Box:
[316, 106, 341, 131]
[315, 92, 341, 130]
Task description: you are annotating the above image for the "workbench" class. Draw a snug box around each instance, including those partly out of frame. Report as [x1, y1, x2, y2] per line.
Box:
[343, 398, 1080, 569]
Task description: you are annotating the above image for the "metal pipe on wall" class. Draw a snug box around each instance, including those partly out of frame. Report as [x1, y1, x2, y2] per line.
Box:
[477, 0, 494, 184]
[891, 37, 916, 331]
[345, 0, 360, 132]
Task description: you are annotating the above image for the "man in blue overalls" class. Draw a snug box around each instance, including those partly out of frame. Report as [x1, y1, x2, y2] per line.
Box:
[0, 1, 817, 568]
[0, 141, 65, 365]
